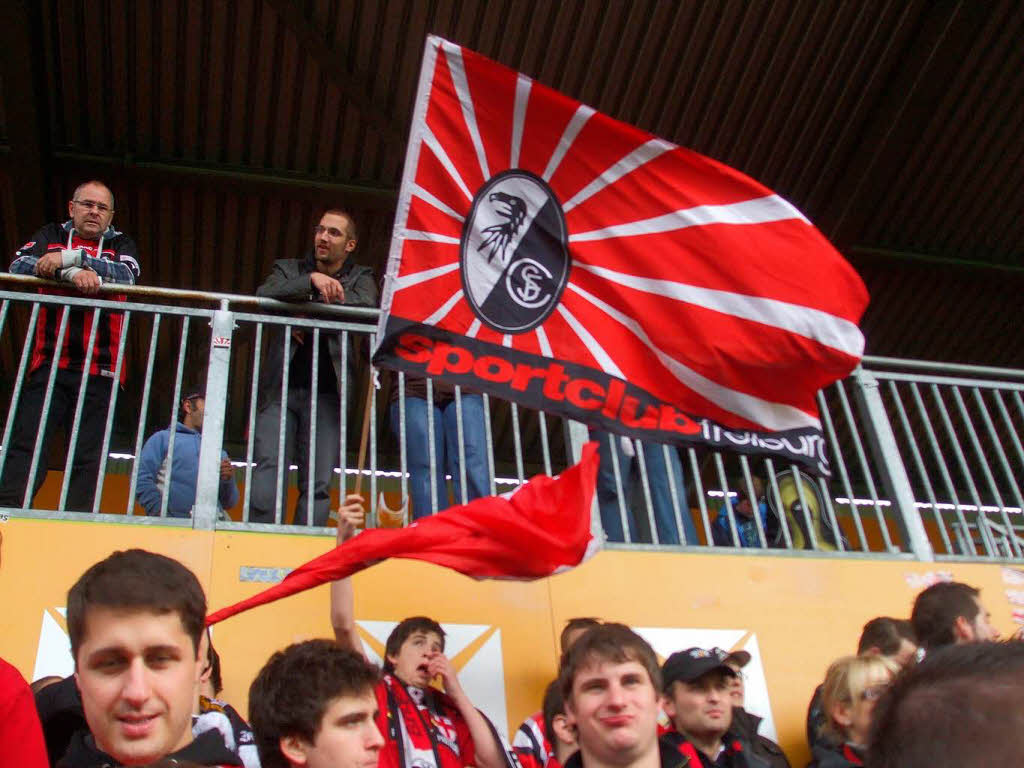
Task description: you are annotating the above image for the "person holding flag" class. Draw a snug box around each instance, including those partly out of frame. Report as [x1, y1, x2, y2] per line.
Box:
[330, 497, 517, 768]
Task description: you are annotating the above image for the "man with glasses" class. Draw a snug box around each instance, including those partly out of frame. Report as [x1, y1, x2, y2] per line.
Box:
[251, 209, 378, 526]
[3, 180, 140, 512]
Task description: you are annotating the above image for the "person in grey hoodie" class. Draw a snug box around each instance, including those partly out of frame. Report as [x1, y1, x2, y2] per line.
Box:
[136, 389, 238, 517]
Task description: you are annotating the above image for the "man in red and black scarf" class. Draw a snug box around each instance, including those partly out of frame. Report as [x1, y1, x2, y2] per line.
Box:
[330, 497, 514, 768]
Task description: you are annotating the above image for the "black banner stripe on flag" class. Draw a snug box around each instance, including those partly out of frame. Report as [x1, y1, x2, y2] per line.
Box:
[376, 319, 829, 473]
[373, 36, 868, 475]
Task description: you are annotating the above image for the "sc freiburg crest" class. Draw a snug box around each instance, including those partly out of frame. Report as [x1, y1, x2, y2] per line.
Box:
[460, 170, 569, 334]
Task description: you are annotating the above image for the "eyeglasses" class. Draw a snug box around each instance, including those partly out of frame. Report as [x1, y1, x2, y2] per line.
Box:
[73, 199, 113, 214]
[859, 684, 888, 702]
[313, 224, 350, 239]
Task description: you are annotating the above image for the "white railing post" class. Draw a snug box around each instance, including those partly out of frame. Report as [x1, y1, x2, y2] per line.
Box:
[194, 308, 235, 529]
[564, 419, 604, 543]
[852, 367, 934, 561]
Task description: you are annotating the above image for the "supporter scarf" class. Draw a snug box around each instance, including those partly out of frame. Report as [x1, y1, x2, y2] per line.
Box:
[379, 673, 466, 768]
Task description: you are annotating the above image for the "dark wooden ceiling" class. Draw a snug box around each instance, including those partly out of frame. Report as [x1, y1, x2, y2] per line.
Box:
[1, 0, 1021, 371]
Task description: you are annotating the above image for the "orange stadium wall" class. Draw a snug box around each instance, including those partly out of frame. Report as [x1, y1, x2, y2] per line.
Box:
[1, 516, 1021, 767]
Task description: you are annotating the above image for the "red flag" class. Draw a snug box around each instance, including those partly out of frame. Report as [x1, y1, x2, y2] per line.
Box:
[206, 442, 598, 625]
[373, 36, 868, 474]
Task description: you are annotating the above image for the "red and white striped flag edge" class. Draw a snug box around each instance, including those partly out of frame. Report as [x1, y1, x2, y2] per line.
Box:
[373, 35, 869, 475]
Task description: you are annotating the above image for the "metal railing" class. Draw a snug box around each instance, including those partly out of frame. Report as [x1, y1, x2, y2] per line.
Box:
[2, 274, 1022, 563]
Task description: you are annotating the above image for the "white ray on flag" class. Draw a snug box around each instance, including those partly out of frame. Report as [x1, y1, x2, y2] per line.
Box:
[569, 195, 809, 242]
[423, 126, 474, 202]
[535, 325, 553, 357]
[467, 318, 482, 338]
[575, 263, 864, 357]
[542, 104, 596, 182]
[556, 304, 625, 378]
[404, 230, 461, 245]
[413, 183, 466, 222]
[567, 282, 820, 430]
[562, 138, 676, 213]
[443, 44, 491, 182]
[424, 289, 465, 326]
[393, 261, 461, 292]
[511, 75, 531, 169]
[502, 335, 513, 347]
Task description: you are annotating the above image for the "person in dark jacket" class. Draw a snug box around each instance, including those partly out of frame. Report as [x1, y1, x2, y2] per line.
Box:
[807, 655, 896, 768]
[250, 209, 378, 526]
[717, 649, 790, 768]
[660, 648, 770, 768]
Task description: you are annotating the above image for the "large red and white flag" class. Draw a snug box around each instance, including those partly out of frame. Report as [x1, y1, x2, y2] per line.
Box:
[206, 443, 599, 625]
[373, 36, 868, 474]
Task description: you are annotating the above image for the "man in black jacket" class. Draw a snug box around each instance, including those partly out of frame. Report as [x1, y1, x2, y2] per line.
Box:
[250, 209, 378, 526]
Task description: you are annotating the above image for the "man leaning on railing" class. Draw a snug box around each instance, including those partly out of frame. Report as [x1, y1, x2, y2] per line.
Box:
[1, 180, 140, 512]
[249, 208, 378, 526]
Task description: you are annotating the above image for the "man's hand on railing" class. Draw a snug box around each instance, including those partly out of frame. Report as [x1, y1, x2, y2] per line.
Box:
[34, 251, 62, 279]
[70, 270, 101, 295]
[310, 272, 345, 304]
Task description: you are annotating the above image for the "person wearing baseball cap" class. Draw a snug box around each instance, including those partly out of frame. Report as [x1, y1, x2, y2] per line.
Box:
[715, 649, 790, 768]
[660, 648, 770, 768]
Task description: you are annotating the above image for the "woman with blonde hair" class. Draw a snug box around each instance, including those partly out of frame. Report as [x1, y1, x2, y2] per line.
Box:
[807, 654, 898, 767]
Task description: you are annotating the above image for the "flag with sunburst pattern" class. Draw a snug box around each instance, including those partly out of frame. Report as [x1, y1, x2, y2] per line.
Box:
[373, 36, 868, 474]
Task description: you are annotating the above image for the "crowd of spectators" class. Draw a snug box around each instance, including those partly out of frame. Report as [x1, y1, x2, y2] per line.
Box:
[3, 503, 1021, 768]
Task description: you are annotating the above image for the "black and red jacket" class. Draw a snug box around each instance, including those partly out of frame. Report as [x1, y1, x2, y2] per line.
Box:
[9, 221, 140, 384]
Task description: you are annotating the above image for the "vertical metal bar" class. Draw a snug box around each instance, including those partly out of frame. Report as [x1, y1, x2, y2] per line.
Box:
[564, 418, 601, 541]
[817, 389, 869, 550]
[634, 440, 659, 544]
[58, 308, 101, 511]
[510, 402, 525, 484]
[688, 446, 713, 545]
[764, 458, 794, 549]
[126, 316, 161, 516]
[910, 381, 975, 555]
[274, 326, 292, 525]
[23, 307, 71, 508]
[789, 463, 821, 550]
[159, 316, 190, 519]
[983, 390, 1024, 530]
[958, 387, 1021, 558]
[712, 452, 742, 547]
[426, 377, 438, 514]
[369, 335, 379, 528]
[945, 386, 1001, 555]
[482, 393, 496, 496]
[398, 373, 408, 515]
[888, 379, 952, 554]
[0, 303, 40, 484]
[994, 391, 1024, 472]
[931, 384, 997, 556]
[454, 385, 468, 504]
[194, 310, 233, 530]
[306, 327, 319, 527]
[0, 299, 9, 339]
[738, 455, 767, 548]
[91, 311, 132, 513]
[242, 323, 263, 522]
[538, 411, 553, 476]
[339, 330, 349, 514]
[817, 476, 846, 552]
[609, 435, 630, 543]
[838, 377, 896, 552]
[664, 444, 686, 545]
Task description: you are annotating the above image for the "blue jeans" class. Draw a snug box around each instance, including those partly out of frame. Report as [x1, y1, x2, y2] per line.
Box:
[391, 394, 489, 519]
[593, 431, 695, 545]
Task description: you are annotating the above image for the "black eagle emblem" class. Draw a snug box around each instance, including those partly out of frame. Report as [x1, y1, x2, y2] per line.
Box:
[478, 191, 526, 266]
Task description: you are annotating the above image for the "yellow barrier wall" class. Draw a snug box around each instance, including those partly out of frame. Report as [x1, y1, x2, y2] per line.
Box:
[1, 516, 1019, 767]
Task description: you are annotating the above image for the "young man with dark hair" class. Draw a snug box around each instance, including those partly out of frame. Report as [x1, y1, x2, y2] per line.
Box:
[716, 650, 789, 768]
[659, 648, 769, 768]
[60, 549, 240, 767]
[868, 642, 1024, 768]
[329, 498, 510, 768]
[910, 581, 1000, 651]
[557, 623, 685, 768]
[248, 639, 383, 768]
[805, 616, 918, 751]
[514, 618, 602, 768]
